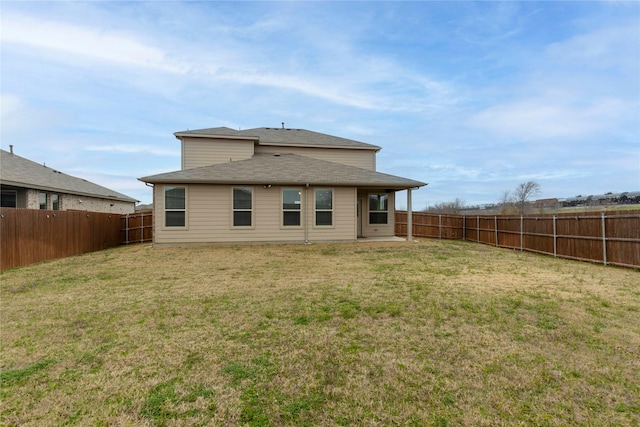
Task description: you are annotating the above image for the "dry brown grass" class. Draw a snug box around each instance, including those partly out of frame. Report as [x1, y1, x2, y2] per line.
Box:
[1, 240, 639, 426]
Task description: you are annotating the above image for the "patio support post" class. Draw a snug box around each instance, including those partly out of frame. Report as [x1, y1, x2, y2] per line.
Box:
[407, 189, 413, 241]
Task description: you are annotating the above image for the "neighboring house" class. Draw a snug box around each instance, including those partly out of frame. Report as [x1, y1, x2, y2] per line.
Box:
[139, 126, 426, 246]
[0, 148, 137, 214]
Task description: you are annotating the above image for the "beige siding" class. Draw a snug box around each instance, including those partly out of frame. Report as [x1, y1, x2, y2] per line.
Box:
[358, 189, 396, 238]
[153, 184, 357, 245]
[307, 187, 357, 242]
[256, 145, 376, 170]
[181, 137, 254, 169]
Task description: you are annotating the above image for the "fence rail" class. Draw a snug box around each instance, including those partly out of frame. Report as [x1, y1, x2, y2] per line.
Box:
[396, 210, 640, 269]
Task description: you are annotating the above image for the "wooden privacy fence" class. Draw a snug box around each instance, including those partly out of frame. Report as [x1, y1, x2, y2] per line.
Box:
[0, 209, 154, 270]
[1, 208, 122, 270]
[396, 210, 640, 269]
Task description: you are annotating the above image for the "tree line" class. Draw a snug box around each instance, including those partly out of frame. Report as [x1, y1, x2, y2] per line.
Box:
[424, 181, 541, 215]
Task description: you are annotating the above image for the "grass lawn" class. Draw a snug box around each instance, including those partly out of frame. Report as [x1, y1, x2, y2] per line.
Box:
[1, 240, 639, 426]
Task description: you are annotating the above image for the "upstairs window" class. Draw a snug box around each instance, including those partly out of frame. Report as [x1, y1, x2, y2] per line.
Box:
[369, 193, 388, 224]
[233, 187, 253, 227]
[165, 186, 186, 227]
[315, 189, 333, 226]
[283, 189, 301, 227]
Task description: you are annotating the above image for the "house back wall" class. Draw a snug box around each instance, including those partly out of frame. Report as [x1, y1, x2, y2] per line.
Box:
[153, 184, 357, 245]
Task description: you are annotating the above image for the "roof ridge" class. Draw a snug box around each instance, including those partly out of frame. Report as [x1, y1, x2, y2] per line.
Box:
[173, 126, 381, 150]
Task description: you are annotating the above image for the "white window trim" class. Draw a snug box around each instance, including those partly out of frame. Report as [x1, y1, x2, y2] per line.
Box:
[313, 188, 335, 228]
[162, 185, 188, 230]
[281, 188, 303, 229]
[231, 186, 254, 229]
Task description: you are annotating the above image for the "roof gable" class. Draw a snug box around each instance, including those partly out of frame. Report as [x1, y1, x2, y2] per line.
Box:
[0, 150, 138, 203]
[140, 153, 425, 189]
[174, 127, 380, 151]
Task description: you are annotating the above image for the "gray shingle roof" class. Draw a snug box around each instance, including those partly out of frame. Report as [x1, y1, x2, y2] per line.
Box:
[0, 150, 138, 203]
[139, 153, 426, 189]
[174, 127, 381, 150]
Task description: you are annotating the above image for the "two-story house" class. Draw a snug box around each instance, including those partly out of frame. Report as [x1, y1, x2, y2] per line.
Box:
[139, 126, 426, 246]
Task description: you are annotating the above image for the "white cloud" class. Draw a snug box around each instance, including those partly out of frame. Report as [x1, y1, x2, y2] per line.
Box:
[468, 20, 638, 141]
[1, 14, 189, 74]
[546, 22, 640, 71]
[468, 97, 628, 140]
[84, 144, 179, 157]
[1, 12, 455, 113]
[1, 94, 24, 117]
[454, 1, 523, 45]
[0, 94, 67, 142]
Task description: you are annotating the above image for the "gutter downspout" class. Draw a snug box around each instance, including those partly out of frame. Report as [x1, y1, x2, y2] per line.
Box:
[145, 182, 155, 246]
[304, 183, 310, 244]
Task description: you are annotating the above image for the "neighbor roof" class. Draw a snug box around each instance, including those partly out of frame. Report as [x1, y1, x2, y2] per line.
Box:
[139, 153, 426, 189]
[174, 127, 381, 151]
[0, 150, 138, 203]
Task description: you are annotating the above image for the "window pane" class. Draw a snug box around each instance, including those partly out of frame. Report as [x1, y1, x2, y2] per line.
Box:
[315, 189, 332, 210]
[39, 192, 47, 209]
[369, 212, 388, 224]
[234, 211, 252, 226]
[283, 189, 301, 210]
[369, 194, 388, 211]
[52, 194, 60, 210]
[165, 187, 185, 209]
[283, 211, 301, 226]
[166, 211, 185, 227]
[316, 211, 332, 226]
[233, 188, 252, 209]
[1, 191, 17, 208]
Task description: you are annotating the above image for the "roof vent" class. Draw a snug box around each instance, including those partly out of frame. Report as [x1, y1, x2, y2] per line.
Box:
[274, 153, 280, 157]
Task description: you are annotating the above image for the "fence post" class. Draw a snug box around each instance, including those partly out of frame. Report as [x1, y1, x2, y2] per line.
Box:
[463, 215, 466, 241]
[553, 215, 557, 258]
[520, 215, 523, 251]
[125, 213, 129, 244]
[438, 215, 442, 239]
[602, 212, 607, 266]
[407, 190, 413, 241]
[140, 213, 144, 243]
[494, 216, 498, 247]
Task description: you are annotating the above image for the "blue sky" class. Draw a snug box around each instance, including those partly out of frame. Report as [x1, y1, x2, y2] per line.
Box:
[2, 1, 639, 209]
